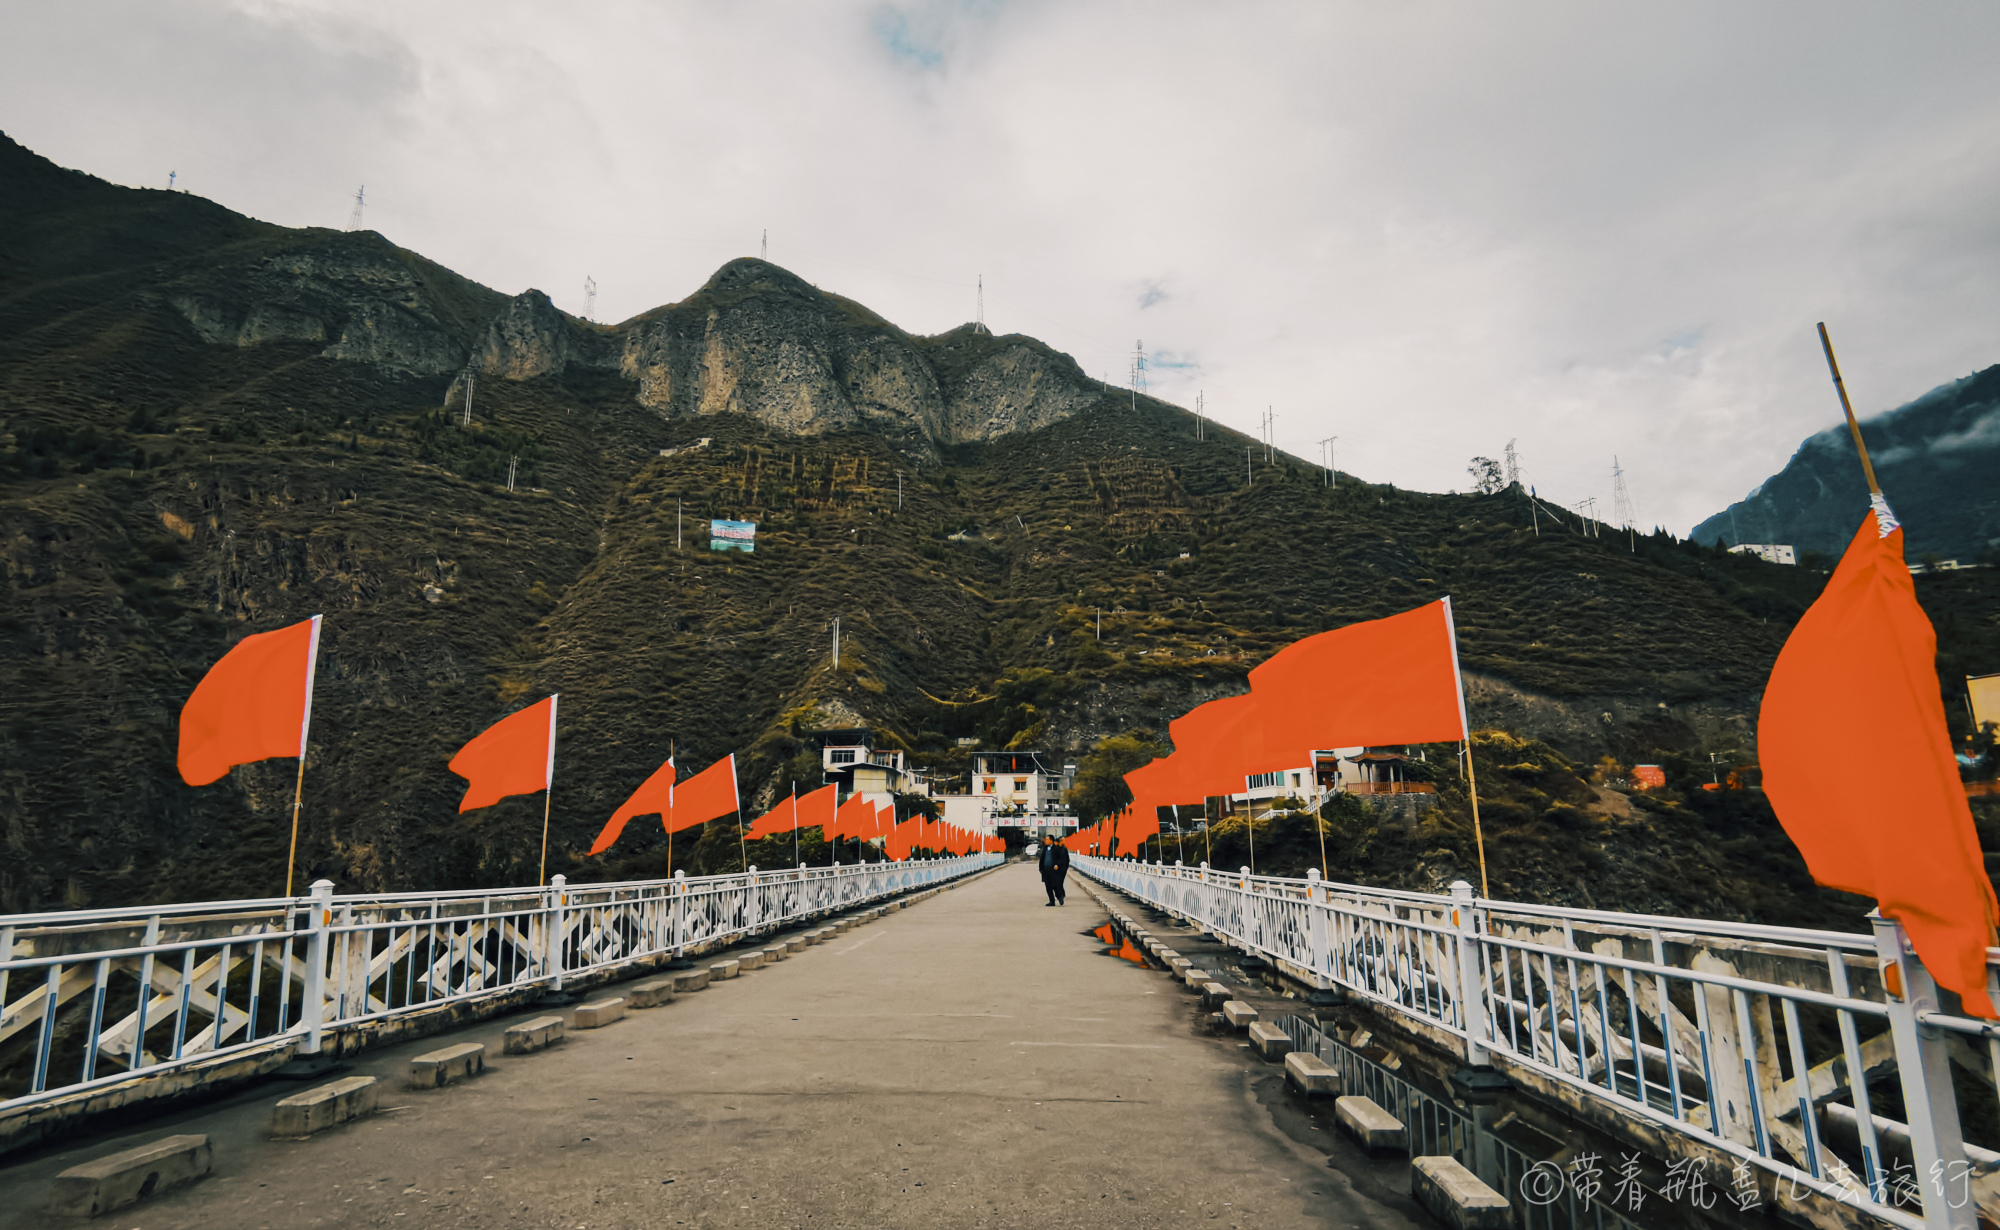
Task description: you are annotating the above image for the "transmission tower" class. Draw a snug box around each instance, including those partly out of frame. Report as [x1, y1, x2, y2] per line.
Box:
[584, 276, 597, 323]
[976, 275, 984, 331]
[1130, 340, 1145, 412]
[167, 170, 176, 191]
[1318, 436, 1338, 486]
[1575, 496, 1599, 537]
[347, 186, 366, 231]
[1503, 439, 1519, 488]
[1195, 390, 1205, 441]
[460, 368, 476, 427]
[761, 229, 767, 260]
[1611, 455, 1636, 529]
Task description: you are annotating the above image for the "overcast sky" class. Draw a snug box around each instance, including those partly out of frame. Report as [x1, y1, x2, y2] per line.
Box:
[5, 1, 1998, 532]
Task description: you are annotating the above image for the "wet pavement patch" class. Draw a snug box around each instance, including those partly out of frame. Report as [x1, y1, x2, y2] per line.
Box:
[1090, 924, 1153, 967]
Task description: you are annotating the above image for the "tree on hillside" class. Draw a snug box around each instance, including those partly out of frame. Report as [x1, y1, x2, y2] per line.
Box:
[1069, 733, 1167, 825]
[1468, 456, 1504, 494]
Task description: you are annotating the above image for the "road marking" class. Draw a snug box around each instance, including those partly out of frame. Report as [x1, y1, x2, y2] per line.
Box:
[833, 933, 883, 955]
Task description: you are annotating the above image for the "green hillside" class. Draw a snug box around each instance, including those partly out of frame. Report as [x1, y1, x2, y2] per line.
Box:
[2, 133, 1994, 927]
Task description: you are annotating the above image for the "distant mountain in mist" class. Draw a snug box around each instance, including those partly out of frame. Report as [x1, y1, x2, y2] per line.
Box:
[1693, 364, 2000, 563]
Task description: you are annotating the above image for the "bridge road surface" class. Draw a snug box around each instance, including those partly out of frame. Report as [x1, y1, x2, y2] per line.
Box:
[4, 863, 1427, 1230]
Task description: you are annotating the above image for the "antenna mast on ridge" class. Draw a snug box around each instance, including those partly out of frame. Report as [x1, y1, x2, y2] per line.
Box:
[584, 276, 597, 323]
[347, 186, 365, 231]
[976, 275, 984, 331]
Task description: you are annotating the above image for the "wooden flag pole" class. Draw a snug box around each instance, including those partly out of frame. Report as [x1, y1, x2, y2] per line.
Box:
[1313, 784, 1329, 881]
[284, 614, 323, 899]
[285, 756, 307, 899]
[537, 695, 560, 884]
[1465, 740, 1490, 900]
[1818, 323, 1882, 495]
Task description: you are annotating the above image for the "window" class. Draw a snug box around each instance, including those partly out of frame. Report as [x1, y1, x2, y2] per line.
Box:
[830, 749, 856, 764]
[1247, 771, 1283, 790]
[982, 778, 995, 793]
[1290, 774, 1301, 788]
[1013, 779, 1028, 794]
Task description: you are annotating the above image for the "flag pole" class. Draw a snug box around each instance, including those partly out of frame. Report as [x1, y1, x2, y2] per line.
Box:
[1313, 782, 1329, 881]
[1441, 599, 1490, 899]
[666, 739, 674, 879]
[285, 615, 323, 898]
[791, 784, 799, 868]
[537, 694, 559, 885]
[1817, 323, 1882, 496]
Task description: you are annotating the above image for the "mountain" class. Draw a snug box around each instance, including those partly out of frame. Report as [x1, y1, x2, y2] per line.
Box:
[3, 133, 1995, 927]
[1693, 364, 2000, 564]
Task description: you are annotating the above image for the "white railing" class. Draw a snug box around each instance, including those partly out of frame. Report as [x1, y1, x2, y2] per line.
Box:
[1078, 856, 2000, 1230]
[0, 855, 998, 1124]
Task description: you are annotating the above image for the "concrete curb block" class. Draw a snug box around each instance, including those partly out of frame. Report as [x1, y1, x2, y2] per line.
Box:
[272, 1076, 379, 1138]
[1221, 1001, 1259, 1031]
[573, 998, 626, 1029]
[409, 1042, 486, 1089]
[1248, 1021, 1294, 1061]
[1284, 1051, 1341, 1097]
[1182, 967, 1213, 990]
[1413, 1155, 1512, 1230]
[784, 937, 807, 954]
[503, 1015, 567, 1053]
[48, 1134, 212, 1217]
[1200, 981, 1232, 1008]
[625, 978, 675, 1008]
[709, 960, 740, 981]
[1336, 1095, 1407, 1154]
[672, 969, 712, 993]
[762, 946, 787, 963]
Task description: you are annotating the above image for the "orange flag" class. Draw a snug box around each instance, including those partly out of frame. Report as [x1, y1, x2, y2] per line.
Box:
[1241, 599, 1465, 771]
[744, 788, 796, 840]
[178, 615, 321, 786]
[668, 754, 739, 834]
[827, 792, 878, 841]
[795, 783, 838, 834]
[589, 754, 675, 855]
[1761, 501, 1999, 1016]
[450, 696, 556, 812]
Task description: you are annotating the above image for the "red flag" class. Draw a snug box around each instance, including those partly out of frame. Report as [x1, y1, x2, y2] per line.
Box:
[886, 818, 921, 859]
[589, 754, 675, 855]
[450, 696, 556, 813]
[1761, 502, 1999, 1015]
[826, 792, 878, 841]
[743, 789, 793, 840]
[1241, 599, 1465, 772]
[668, 754, 739, 834]
[794, 783, 837, 834]
[178, 616, 321, 786]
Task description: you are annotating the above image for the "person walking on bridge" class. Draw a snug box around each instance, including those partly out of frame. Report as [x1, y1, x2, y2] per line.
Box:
[1038, 837, 1069, 906]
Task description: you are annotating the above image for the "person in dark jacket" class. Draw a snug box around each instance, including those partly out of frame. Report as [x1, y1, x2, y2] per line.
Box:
[1037, 839, 1070, 906]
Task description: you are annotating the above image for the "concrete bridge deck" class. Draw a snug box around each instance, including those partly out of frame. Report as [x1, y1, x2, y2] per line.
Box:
[0, 863, 1426, 1230]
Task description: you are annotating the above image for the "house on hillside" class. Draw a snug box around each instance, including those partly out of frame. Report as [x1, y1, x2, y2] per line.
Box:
[816, 728, 922, 797]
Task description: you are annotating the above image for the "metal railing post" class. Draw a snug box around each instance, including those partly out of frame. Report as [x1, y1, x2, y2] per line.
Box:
[747, 867, 760, 935]
[548, 874, 567, 992]
[300, 880, 333, 1055]
[1450, 880, 1490, 1067]
[1306, 869, 1330, 980]
[672, 870, 687, 955]
[1873, 913, 1975, 1230]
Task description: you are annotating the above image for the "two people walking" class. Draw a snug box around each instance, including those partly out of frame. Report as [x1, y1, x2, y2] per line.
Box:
[1038, 839, 1069, 906]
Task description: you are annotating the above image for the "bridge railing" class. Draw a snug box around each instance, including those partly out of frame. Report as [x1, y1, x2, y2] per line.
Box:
[1076, 856, 1999, 1230]
[0, 854, 998, 1127]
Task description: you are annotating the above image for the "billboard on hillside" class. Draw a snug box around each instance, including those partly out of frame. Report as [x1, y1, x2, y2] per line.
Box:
[709, 519, 757, 553]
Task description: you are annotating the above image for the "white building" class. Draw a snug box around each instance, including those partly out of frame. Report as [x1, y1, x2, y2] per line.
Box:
[1729, 543, 1797, 565]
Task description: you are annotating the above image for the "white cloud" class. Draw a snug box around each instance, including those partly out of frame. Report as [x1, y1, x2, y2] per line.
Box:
[4, 0, 1998, 532]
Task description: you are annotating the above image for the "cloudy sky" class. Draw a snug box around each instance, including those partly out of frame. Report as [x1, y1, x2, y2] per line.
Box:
[5, 1, 1998, 532]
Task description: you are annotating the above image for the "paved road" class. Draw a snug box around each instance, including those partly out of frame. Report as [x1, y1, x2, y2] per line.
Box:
[4, 862, 1427, 1230]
